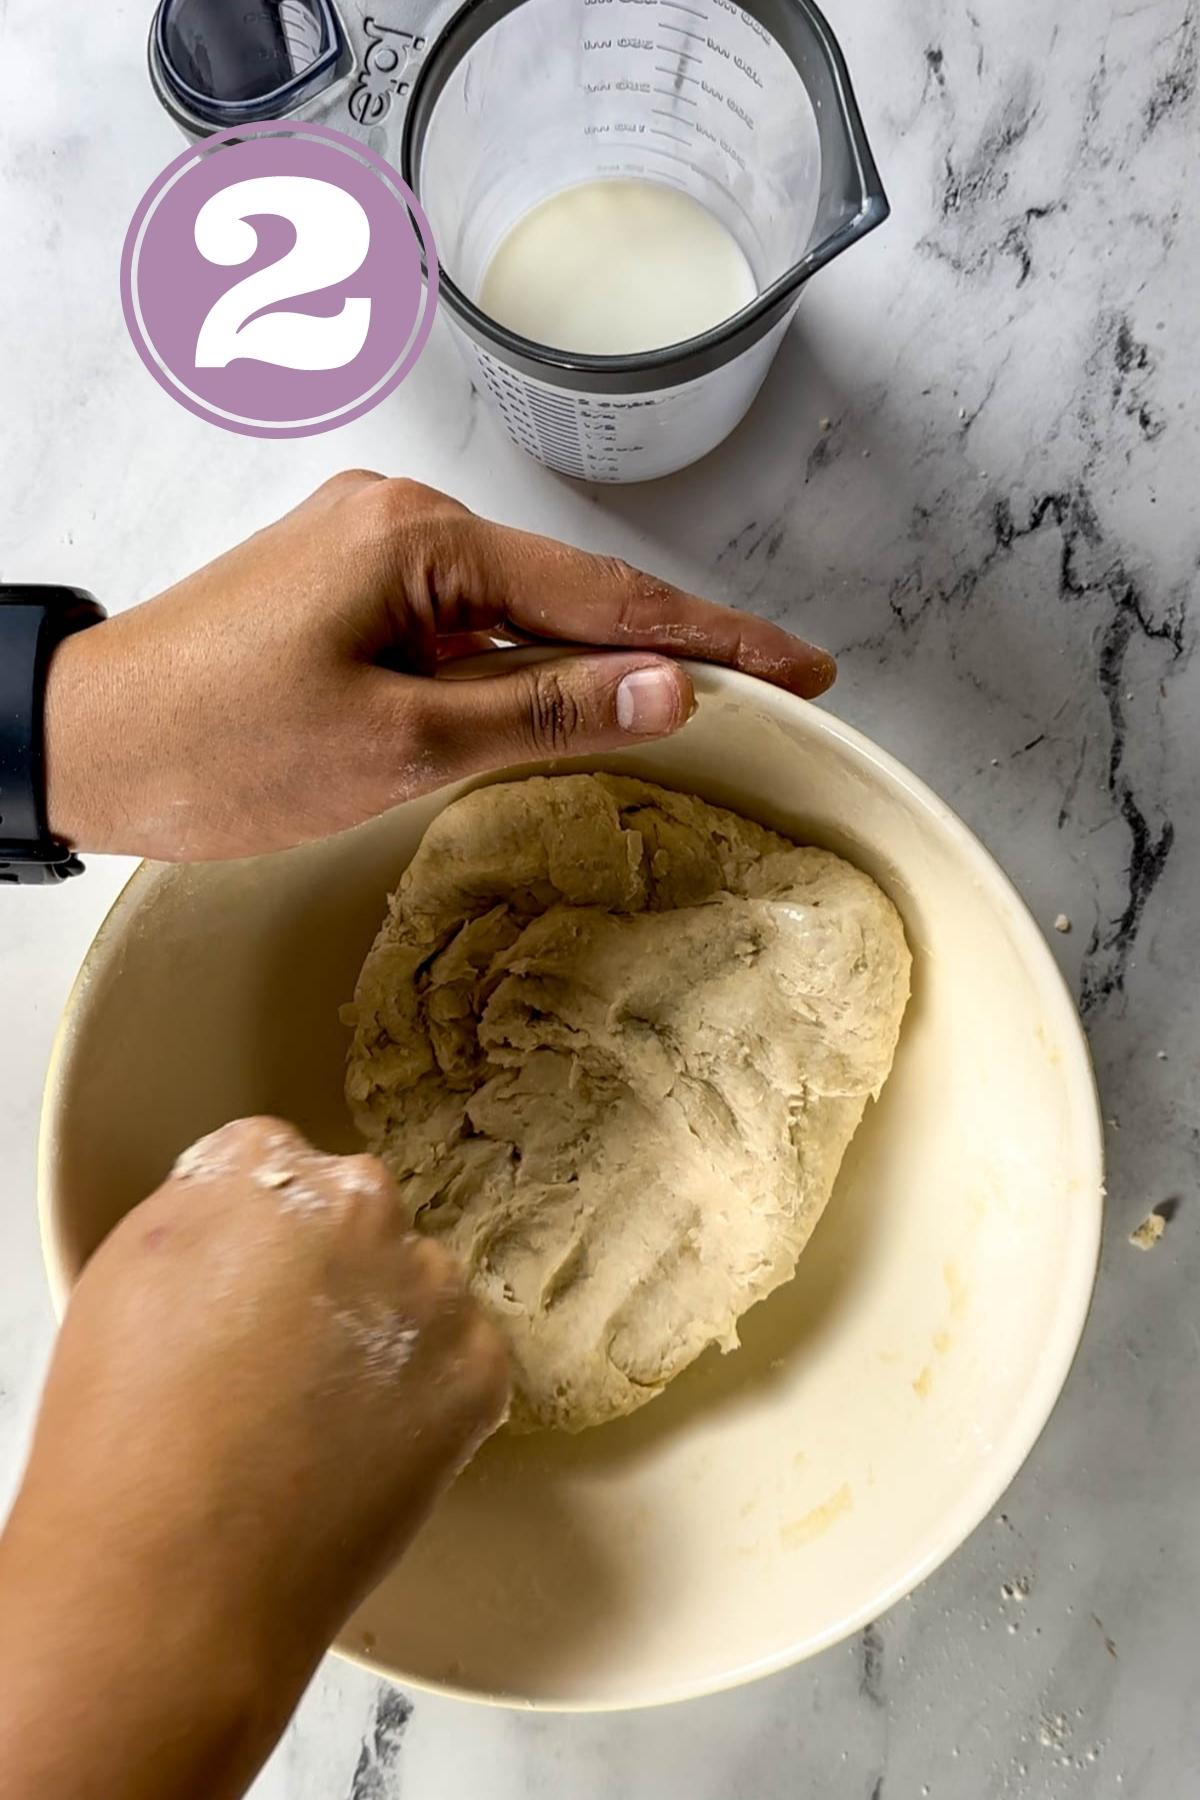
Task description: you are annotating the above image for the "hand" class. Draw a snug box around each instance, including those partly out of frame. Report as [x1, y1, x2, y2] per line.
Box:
[0, 1118, 508, 1800]
[44, 471, 835, 860]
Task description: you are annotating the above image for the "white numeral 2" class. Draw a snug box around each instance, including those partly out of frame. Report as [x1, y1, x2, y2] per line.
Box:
[194, 175, 371, 371]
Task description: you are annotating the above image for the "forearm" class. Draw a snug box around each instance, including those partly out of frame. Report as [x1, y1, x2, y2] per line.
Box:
[0, 1500, 312, 1800]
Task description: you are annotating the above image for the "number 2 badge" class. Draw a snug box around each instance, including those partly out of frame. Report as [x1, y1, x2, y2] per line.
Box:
[121, 123, 438, 438]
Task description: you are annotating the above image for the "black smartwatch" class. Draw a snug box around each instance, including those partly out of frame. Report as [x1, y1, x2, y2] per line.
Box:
[0, 586, 108, 885]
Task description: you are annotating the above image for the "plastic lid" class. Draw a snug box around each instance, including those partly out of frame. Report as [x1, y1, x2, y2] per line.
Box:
[155, 0, 343, 123]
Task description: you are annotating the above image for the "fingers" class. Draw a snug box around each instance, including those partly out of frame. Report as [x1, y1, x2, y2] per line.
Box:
[340, 479, 834, 699]
[384, 653, 696, 785]
[423, 514, 837, 699]
[305, 477, 833, 698]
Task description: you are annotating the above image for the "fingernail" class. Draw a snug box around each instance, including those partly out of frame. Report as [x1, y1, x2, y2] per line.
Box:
[616, 666, 681, 736]
[812, 650, 838, 694]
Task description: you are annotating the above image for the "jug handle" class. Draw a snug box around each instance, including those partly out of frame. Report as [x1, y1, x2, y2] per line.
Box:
[337, 2, 448, 134]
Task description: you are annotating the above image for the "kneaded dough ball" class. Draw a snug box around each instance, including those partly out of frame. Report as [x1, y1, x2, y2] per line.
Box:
[345, 774, 910, 1432]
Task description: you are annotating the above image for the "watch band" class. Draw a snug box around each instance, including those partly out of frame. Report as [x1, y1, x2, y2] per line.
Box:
[0, 586, 108, 885]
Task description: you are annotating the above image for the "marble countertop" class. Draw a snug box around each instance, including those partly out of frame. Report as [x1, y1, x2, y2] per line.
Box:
[2, 0, 1197, 1793]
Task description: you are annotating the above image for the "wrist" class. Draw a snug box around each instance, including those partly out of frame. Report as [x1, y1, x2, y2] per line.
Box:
[43, 625, 122, 853]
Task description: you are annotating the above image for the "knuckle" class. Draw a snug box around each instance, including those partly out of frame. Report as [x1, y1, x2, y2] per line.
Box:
[251, 1112, 303, 1135]
[171, 1115, 307, 1186]
[597, 556, 676, 636]
[338, 1152, 394, 1195]
[359, 477, 415, 533]
[521, 667, 584, 756]
[334, 1153, 396, 1203]
[598, 555, 646, 620]
[319, 467, 384, 498]
[406, 1231, 461, 1293]
[233, 1115, 307, 1157]
[380, 475, 426, 510]
[404, 512, 474, 604]
[430, 509, 481, 565]
[348, 478, 424, 549]
[356, 484, 463, 585]
[366, 476, 457, 528]
[392, 476, 462, 511]
[599, 553, 640, 586]
[325, 1154, 406, 1230]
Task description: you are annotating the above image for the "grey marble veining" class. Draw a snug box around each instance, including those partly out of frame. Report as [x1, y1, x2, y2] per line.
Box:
[1, 0, 1197, 1795]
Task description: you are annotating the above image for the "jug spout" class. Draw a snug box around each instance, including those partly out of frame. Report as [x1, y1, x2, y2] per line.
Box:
[761, 0, 890, 298]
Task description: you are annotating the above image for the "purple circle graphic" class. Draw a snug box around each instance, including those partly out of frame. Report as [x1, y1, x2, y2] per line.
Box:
[121, 123, 439, 438]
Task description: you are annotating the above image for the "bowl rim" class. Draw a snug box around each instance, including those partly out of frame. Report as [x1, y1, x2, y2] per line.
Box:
[36, 666, 1105, 1712]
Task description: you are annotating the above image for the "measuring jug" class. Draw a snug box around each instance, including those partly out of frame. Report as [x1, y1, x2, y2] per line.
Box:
[150, 0, 888, 481]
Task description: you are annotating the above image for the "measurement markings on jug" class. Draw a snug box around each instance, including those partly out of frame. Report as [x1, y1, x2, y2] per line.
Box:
[692, 117, 748, 168]
[647, 145, 701, 174]
[659, 24, 706, 46]
[710, 0, 770, 44]
[692, 25, 764, 91]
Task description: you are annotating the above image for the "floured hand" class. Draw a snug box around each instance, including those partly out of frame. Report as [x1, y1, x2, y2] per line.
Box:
[0, 1117, 508, 1800]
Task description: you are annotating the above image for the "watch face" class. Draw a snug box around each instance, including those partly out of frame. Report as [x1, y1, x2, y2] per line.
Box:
[154, 0, 345, 126]
[0, 590, 104, 883]
[0, 585, 105, 625]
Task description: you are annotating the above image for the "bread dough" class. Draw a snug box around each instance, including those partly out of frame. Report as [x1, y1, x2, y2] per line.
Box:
[345, 775, 910, 1432]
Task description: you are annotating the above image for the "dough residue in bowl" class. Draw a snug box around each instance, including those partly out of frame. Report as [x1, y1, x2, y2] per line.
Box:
[345, 774, 910, 1431]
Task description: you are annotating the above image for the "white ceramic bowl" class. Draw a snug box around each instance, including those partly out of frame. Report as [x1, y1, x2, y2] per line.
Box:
[38, 663, 1103, 1711]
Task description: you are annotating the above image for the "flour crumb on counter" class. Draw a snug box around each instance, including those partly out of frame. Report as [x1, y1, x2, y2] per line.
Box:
[1054, 913, 1072, 934]
[1039, 1712, 1070, 1750]
[1129, 1212, 1166, 1250]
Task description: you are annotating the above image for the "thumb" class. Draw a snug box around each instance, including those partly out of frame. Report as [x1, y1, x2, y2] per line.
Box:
[412, 653, 695, 780]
